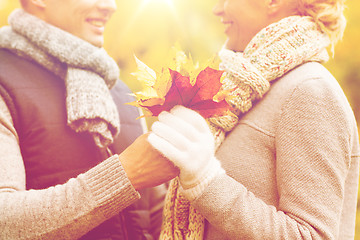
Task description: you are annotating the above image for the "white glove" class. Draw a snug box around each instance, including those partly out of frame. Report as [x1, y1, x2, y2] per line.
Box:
[148, 106, 224, 200]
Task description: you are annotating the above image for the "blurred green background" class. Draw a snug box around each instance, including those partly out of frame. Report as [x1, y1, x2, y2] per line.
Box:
[1, 0, 359, 238]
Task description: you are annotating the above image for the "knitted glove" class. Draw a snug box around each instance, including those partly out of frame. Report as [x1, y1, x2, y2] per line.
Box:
[148, 106, 225, 200]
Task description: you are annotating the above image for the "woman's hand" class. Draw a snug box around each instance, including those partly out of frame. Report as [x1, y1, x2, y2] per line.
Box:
[148, 106, 224, 196]
[119, 133, 179, 190]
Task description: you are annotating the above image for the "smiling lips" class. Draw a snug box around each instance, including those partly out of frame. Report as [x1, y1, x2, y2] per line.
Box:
[222, 20, 233, 33]
[87, 18, 107, 31]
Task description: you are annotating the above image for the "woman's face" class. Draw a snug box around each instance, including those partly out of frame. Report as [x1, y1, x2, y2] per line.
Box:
[213, 0, 270, 52]
[42, 0, 117, 47]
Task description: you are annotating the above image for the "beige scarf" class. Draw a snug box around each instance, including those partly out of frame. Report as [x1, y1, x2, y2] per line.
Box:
[0, 9, 120, 148]
[160, 16, 330, 239]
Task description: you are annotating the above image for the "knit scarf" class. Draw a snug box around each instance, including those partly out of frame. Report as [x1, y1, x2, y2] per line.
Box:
[160, 16, 330, 239]
[0, 9, 120, 148]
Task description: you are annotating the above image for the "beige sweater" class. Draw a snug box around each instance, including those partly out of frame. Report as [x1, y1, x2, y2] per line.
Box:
[0, 92, 166, 238]
[191, 62, 360, 239]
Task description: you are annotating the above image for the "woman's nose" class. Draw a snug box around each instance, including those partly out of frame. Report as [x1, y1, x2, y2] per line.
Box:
[212, 0, 224, 16]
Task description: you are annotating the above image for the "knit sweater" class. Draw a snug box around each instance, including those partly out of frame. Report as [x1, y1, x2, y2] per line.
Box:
[0, 92, 166, 239]
[189, 62, 360, 239]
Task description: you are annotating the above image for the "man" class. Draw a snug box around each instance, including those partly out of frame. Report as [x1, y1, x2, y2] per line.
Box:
[0, 0, 178, 239]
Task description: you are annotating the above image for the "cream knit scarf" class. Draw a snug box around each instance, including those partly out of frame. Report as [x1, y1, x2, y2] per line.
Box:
[0, 9, 120, 148]
[160, 16, 330, 239]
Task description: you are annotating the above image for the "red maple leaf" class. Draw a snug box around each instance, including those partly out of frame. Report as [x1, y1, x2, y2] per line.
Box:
[141, 67, 232, 118]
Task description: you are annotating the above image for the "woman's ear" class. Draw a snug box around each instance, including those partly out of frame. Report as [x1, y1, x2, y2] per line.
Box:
[266, 0, 296, 17]
[266, 0, 282, 15]
[29, 0, 46, 8]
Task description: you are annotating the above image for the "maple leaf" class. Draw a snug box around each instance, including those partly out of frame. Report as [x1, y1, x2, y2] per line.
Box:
[129, 47, 233, 119]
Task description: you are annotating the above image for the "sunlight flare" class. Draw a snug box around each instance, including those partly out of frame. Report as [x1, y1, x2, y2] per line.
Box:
[141, 0, 175, 8]
[117, 0, 180, 40]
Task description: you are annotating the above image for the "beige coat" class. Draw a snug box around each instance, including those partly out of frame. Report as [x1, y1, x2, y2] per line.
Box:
[192, 62, 360, 239]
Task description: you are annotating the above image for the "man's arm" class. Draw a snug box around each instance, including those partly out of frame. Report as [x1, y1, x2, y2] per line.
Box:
[0, 95, 177, 239]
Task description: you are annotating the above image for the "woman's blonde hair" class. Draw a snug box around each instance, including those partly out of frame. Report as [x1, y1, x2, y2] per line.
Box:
[296, 0, 346, 51]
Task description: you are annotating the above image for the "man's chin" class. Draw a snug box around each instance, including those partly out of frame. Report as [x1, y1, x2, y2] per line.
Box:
[82, 36, 104, 48]
[90, 40, 104, 48]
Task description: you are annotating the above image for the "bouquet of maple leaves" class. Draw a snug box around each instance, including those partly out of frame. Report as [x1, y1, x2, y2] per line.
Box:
[129, 46, 234, 119]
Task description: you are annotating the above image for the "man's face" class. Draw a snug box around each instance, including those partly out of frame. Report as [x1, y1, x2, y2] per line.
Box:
[43, 0, 117, 47]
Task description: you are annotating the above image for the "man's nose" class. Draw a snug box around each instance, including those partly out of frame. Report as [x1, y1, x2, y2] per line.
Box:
[97, 0, 118, 15]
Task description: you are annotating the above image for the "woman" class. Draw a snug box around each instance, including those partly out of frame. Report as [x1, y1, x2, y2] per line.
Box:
[148, 0, 360, 239]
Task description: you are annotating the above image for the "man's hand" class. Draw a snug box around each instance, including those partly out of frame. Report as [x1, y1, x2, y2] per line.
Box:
[119, 133, 179, 190]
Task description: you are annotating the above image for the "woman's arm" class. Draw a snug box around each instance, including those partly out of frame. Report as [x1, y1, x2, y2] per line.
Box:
[191, 77, 357, 239]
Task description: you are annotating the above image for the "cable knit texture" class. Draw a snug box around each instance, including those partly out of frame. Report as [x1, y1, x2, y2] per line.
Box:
[160, 16, 331, 239]
[0, 9, 120, 148]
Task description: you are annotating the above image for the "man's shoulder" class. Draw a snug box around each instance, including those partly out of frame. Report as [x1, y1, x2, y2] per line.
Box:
[0, 48, 21, 64]
[0, 48, 38, 73]
[0, 48, 28, 61]
[0, 48, 61, 87]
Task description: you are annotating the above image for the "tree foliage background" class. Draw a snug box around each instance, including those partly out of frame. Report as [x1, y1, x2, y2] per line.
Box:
[1, 0, 359, 237]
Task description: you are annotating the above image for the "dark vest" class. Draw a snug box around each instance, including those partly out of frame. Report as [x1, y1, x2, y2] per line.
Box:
[0, 49, 154, 240]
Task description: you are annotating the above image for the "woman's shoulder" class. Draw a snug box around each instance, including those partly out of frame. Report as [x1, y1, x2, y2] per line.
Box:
[241, 62, 357, 138]
[248, 62, 342, 118]
[273, 62, 337, 95]
[271, 62, 350, 110]
[275, 62, 358, 137]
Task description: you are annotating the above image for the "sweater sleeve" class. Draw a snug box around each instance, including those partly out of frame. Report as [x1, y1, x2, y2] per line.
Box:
[0, 96, 141, 239]
[191, 76, 356, 239]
